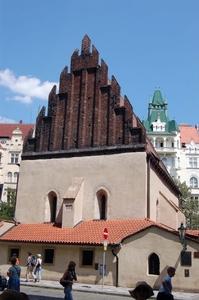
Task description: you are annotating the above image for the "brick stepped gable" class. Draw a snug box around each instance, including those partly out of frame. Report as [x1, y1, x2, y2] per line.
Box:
[23, 35, 146, 158]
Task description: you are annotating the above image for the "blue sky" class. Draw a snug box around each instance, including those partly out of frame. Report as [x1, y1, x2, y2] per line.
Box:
[0, 0, 198, 126]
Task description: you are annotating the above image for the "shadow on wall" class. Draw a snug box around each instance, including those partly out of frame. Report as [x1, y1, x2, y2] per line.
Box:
[152, 252, 181, 290]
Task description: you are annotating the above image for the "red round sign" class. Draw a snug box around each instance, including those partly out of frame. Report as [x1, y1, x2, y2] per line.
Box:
[103, 227, 108, 239]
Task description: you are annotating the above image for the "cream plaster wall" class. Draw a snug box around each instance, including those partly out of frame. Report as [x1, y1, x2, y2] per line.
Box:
[0, 226, 199, 292]
[149, 167, 185, 229]
[15, 152, 147, 223]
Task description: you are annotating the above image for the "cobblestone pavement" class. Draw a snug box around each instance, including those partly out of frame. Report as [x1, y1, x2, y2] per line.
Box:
[21, 285, 125, 300]
[1, 279, 199, 300]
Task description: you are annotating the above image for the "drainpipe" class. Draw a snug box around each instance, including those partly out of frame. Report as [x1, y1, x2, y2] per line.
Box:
[111, 247, 119, 287]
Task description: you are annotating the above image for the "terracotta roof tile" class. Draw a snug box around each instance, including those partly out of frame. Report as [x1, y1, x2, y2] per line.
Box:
[0, 219, 177, 245]
[0, 123, 34, 140]
[179, 125, 199, 144]
[186, 230, 199, 237]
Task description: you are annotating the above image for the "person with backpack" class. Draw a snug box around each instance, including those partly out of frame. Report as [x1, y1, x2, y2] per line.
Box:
[25, 252, 37, 282]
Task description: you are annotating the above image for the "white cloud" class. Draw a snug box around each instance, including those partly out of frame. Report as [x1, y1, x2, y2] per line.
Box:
[0, 69, 58, 104]
[0, 116, 16, 124]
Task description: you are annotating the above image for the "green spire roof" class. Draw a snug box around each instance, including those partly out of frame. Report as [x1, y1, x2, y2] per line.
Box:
[142, 89, 179, 133]
[152, 89, 164, 105]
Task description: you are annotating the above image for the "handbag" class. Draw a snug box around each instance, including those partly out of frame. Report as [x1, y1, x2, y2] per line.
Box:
[59, 271, 73, 287]
[59, 278, 67, 287]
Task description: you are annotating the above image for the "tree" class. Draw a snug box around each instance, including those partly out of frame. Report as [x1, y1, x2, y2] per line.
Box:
[0, 188, 16, 220]
[174, 179, 199, 229]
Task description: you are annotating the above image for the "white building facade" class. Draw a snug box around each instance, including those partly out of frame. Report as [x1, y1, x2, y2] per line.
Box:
[142, 89, 199, 201]
[0, 123, 34, 202]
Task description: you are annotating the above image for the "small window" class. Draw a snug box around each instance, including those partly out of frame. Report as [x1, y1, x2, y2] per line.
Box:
[148, 253, 160, 275]
[14, 172, 19, 183]
[8, 248, 20, 263]
[7, 172, 12, 183]
[44, 249, 54, 264]
[65, 205, 73, 211]
[81, 249, 94, 267]
[10, 153, 19, 164]
[190, 177, 198, 188]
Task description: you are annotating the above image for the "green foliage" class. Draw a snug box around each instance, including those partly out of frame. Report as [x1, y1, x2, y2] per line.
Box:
[0, 188, 16, 220]
[174, 179, 199, 229]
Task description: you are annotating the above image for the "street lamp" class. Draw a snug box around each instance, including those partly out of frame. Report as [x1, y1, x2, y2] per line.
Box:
[178, 222, 187, 251]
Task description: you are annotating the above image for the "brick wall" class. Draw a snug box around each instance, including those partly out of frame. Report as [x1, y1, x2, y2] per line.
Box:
[23, 35, 146, 155]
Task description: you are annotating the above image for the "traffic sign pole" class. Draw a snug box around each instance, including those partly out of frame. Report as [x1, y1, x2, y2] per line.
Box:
[102, 228, 108, 290]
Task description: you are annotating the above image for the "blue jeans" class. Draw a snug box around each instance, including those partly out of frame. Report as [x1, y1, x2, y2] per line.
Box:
[64, 285, 73, 300]
[34, 266, 41, 280]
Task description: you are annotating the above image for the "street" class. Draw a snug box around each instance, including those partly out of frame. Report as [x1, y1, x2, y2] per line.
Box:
[20, 285, 127, 300]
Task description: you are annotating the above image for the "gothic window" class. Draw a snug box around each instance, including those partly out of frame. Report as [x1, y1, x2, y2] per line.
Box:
[190, 177, 198, 188]
[46, 191, 57, 222]
[148, 253, 160, 275]
[96, 190, 108, 220]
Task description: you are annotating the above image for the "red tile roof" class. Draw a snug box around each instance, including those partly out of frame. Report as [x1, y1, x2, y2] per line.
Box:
[179, 125, 199, 144]
[0, 123, 34, 140]
[0, 219, 177, 245]
[186, 230, 199, 238]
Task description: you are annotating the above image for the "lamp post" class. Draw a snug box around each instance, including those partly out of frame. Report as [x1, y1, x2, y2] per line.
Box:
[178, 222, 187, 251]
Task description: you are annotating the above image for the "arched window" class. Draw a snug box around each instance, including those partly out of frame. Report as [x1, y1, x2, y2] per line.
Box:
[7, 172, 12, 182]
[96, 190, 108, 220]
[45, 191, 57, 222]
[14, 172, 19, 183]
[190, 177, 198, 188]
[148, 253, 160, 275]
[161, 157, 167, 167]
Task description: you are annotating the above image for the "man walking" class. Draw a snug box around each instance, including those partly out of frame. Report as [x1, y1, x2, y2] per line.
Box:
[25, 252, 37, 282]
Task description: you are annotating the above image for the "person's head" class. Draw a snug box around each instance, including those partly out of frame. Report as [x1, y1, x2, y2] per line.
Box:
[28, 252, 32, 256]
[68, 261, 76, 271]
[167, 266, 176, 277]
[13, 253, 17, 258]
[37, 254, 41, 257]
[129, 281, 154, 300]
[10, 257, 17, 266]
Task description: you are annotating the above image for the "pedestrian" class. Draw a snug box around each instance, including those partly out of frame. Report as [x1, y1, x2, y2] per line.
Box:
[7, 256, 21, 292]
[157, 266, 176, 300]
[34, 254, 42, 282]
[12, 253, 19, 265]
[129, 281, 154, 300]
[60, 261, 77, 300]
[25, 252, 37, 282]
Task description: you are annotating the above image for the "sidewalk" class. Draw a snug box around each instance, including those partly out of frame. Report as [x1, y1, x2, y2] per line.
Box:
[20, 278, 199, 300]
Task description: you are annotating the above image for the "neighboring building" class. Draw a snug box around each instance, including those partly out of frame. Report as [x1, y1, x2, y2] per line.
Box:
[142, 89, 181, 180]
[0, 122, 34, 202]
[142, 90, 199, 204]
[1, 36, 199, 292]
[179, 124, 199, 203]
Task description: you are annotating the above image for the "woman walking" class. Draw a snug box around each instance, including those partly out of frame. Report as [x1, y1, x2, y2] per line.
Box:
[60, 261, 77, 300]
[34, 254, 42, 282]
